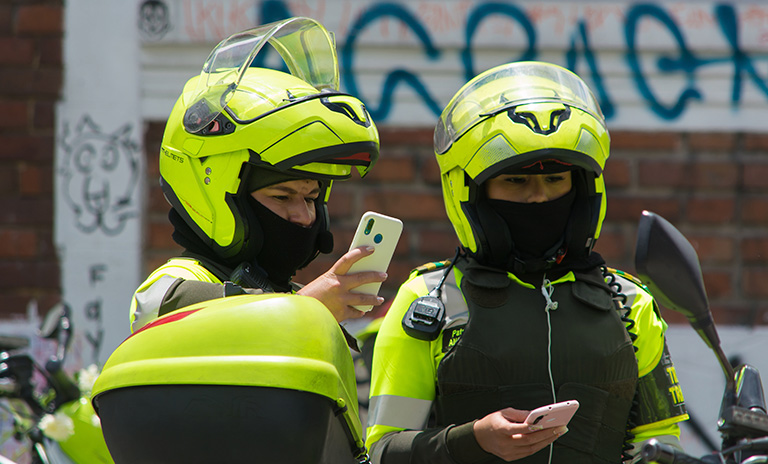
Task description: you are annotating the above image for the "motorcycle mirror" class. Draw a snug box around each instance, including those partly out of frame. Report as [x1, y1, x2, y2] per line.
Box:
[39, 303, 68, 339]
[635, 210, 734, 384]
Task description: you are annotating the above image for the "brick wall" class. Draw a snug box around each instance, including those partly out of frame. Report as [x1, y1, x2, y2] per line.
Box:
[143, 123, 768, 326]
[3, 1, 766, 327]
[0, 1, 63, 318]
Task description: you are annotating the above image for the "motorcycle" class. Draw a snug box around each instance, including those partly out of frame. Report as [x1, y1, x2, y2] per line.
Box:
[0, 303, 113, 464]
[634, 211, 768, 464]
[91, 293, 367, 464]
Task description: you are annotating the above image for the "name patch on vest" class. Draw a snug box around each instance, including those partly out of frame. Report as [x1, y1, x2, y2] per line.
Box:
[442, 325, 466, 352]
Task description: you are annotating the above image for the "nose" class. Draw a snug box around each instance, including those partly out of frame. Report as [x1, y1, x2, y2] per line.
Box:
[526, 178, 550, 203]
[286, 200, 314, 228]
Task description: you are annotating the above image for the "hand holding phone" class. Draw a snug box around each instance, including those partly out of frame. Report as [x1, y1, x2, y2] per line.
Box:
[524, 400, 579, 431]
[346, 211, 403, 312]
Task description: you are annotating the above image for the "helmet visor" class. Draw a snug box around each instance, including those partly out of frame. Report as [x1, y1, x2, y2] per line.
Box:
[434, 62, 605, 154]
[183, 17, 339, 134]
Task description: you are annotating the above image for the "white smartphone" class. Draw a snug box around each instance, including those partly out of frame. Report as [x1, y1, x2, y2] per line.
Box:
[524, 400, 579, 431]
[346, 211, 403, 312]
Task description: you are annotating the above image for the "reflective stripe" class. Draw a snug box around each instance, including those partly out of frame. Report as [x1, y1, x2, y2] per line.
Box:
[421, 267, 467, 324]
[368, 394, 433, 430]
[131, 274, 180, 333]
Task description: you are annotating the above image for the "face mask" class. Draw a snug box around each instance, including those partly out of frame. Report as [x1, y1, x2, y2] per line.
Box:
[487, 187, 576, 260]
[247, 196, 321, 289]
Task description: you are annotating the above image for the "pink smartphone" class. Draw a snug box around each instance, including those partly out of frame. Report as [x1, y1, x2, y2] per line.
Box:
[524, 400, 579, 431]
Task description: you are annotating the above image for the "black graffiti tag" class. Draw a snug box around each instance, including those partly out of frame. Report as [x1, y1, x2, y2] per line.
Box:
[59, 116, 141, 236]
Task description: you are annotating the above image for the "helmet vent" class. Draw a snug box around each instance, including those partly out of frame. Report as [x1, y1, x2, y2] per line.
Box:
[508, 106, 571, 136]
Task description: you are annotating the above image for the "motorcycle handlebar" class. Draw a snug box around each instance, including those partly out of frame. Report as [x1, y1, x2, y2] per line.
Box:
[641, 439, 708, 464]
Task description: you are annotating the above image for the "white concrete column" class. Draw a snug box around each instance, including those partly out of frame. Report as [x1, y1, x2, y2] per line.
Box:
[55, 0, 143, 368]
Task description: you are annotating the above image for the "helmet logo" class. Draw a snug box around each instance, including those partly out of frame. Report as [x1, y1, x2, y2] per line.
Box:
[508, 105, 571, 135]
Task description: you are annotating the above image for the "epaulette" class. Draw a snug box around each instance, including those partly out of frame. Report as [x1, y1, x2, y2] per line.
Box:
[412, 260, 452, 276]
[605, 267, 651, 293]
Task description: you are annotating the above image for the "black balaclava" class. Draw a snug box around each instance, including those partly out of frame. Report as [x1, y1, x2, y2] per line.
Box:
[170, 167, 333, 292]
[244, 195, 322, 291]
[473, 161, 604, 275]
[487, 187, 576, 260]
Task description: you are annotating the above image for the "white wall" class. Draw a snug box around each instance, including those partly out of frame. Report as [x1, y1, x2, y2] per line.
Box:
[55, 0, 144, 368]
[140, 0, 768, 132]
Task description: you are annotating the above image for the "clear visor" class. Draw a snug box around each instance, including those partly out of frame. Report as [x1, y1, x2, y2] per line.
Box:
[183, 17, 339, 133]
[434, 62, 605, 154]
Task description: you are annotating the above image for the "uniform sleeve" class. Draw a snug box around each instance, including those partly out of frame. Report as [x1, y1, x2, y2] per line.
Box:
[616, 273, 689, 448]
[366, 275, 491, 464]
[129, 259, 225, 332]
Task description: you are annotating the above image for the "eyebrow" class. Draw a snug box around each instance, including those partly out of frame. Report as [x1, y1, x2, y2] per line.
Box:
[266, 184, 321, 196]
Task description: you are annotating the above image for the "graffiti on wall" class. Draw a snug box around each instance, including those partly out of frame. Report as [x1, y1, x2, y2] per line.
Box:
[58, 115, 142, 236]
[57, 115, 142, 364]
[140, 0, 768, 129]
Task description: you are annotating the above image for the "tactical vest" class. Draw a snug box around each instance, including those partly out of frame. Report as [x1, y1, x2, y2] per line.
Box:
[434, 258, 638, 464]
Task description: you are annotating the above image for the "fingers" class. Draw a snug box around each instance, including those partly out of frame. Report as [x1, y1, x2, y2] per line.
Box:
[474, 411, 568, 462]
[499, 407, 529, 423]
[332, 246, 375, 275]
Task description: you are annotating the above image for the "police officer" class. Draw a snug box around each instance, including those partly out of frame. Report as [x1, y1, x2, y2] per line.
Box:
[366, 62, 688, 463]
[129, 18, 385, 333]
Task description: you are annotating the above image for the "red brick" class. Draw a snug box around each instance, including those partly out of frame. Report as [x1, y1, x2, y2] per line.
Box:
[743, 162, 768, 191]
[741, 237, 768, 263]
[148, 222, 176, 249]
[0, 135, 54, 161]
[637, 160, 736, 189]
[18, 163, 47, 195]
[687, 132, 737, 152]
[603, 158, 630, 188]
[0, 197, 53, 225]
[638, 160, 686, 187]
[611, 131, 681, 151]
[0, 228, 37, 258]
[417, 228, 460, 257]
[16, 5, 63, 35]
[0, 293, 56, 319]
[0, 38, 35, 65]
[0, 101, 29, 129]
[742, 267, 768, 298]
[0, 5, 11, 34]
[686, 235, 733, 263]
[33, 100, 56, 130]
[0, 260, 59, 288]
[326, 188, 354, 219]
[605, 196, 680, 222]
[593, 227, 629, 262]
[702, 270, 732, 299]
[365, 155, 415, 183]
[686, 197, 735, 223]
[0, 69, 62, 97]
[39, 37, 62, 66]
[743, 133, 768, 151]
[379, 127, 432, 146]
[364, 191, 446, 221]
[420, 152, 441, 185]
[0, 166, 18, 194]
[147, 185, 169, 214]
[692, 162, 739, 189]
[743, 196, 768, 225]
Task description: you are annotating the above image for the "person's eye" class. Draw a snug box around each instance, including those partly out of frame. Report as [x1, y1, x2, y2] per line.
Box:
[506, 176, 527, 184]
[272, 195, 289, 201]
[304, 196, 317, 204]
[546, 175, 566, 183]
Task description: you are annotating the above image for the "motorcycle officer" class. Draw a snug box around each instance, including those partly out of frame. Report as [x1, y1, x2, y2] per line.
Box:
[366, 61, 689, 463]
[129, 18, 385, 334]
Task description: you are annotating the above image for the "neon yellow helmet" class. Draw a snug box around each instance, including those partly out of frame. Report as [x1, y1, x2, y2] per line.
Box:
[160, 17, 379, 263]
[434, 61, 610, 271]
